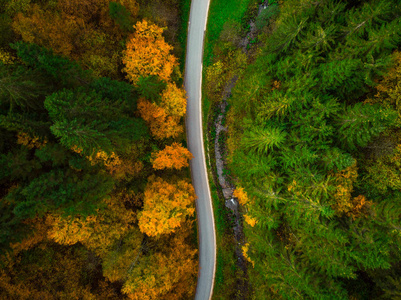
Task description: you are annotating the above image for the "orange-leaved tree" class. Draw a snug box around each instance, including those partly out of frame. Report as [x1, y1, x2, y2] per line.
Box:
[138, 98, 183, 139]
[138, 175, 196, 237]
[151, 142, 192, 170]
[122, 227, 197, 300]
[12, 0, 138, 77]
[47, 190, 137, 257]
[123, 20, 178, 84]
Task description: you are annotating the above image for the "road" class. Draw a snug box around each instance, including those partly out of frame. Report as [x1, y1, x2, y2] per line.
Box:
[184, 0, 216, 300]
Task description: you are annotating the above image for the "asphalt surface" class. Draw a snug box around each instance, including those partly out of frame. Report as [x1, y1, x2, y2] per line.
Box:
[184, 1, 216, 300]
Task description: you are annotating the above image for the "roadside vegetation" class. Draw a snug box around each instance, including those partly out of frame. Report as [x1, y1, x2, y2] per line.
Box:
[0, 0, 197, 299]
[202, 0, 261, 298]
[225, 0, 401, 299]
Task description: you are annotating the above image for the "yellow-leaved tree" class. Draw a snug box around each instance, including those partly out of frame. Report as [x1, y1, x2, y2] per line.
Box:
[12, 0, 138, 77]
[160, 83, 187, 117]
[47, 190, 137, 257]
[122, 225, 197, 300]
[123, 20, 178, 84]
[138, 175, 196, 237]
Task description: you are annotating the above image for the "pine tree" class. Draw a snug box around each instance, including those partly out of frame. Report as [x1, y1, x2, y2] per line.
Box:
[242, 125, 287, 155]
[0, 64, 48, 112]
[336, 103, 396, 150]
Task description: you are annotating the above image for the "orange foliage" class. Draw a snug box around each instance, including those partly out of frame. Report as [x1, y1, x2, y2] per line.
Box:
[138, 98, 183, 139]
[0, 245, 97, 300]
[138, 175, 196, 237]
[0, 48, 16, 64]
[233, 186, 250, 206]
[331, 163, 370, 219]
[87, 150, 122, 167]
[107, 159, 144, 179]
[123, 20, 178, 84]
[161, 83, 187, 117]
[242, 243, 255, 267]
[331, 163, 358, 215]
[102, 228, 143, 283]
[13, 4, 84, 57]
[244, 214, 257, 227]
[123, 228, 197, 300]
[9, 217, 50, 256]
[72, 148, 143, 178]
[350, 195, 371, 220]
[47, 191, 136, 257]
[17, 132, 47, 149]
[12, 0, 137, 77]
[151, 142, 192, 170]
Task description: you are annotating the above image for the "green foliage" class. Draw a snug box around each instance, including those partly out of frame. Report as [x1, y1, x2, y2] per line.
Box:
[109, 1, 134, 32]
[136, 75, 166, 103]
[45, 88, 148, 156]
[89, 76, 139, 110]
[0, 63, 48, 112]
[242, 124, 287, 154]
[0, 111, 52, 138]
[255, 3, 279, 30]
[204, 0, 255, 66]
[10, 169, 114, 218]
[336, 103, 396, 150]
[225, 0, 401, 298]
[0, 13, 15, 48]
[10, 42, 91, 88]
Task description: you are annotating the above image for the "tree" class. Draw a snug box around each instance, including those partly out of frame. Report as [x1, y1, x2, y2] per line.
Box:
[368, 50, 401, 126]
[47, 190, 137, 257]
[136, 75, 166, 103]
[0, 64, 48, 112]
[10, 42, 90, 88]
[138, 176, 196, 237]
[241, 125, 287, 155]
[12, 4, 83, 58]
[336, 103, 396, 150]
[8, 168, 115, 219]
[137, 98, 183, 140]
[11, 0, 138, 78]
[151, 142, 192, 170]
[89, 76, 139, 111]
[123, 20, 178, 84]
[102, 228, 143, 282]
[122, 228, 197, 300]
[160, 83, 187, 117]
[0, 243, 98, 299]
[45, 88, 147, 156]
[109, 1, 134, 32]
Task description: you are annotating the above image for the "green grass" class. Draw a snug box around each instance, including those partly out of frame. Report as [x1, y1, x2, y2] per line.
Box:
[207, 161, 237, 299]
[178, 0, 192, 75]
[204, 0, 255, 67]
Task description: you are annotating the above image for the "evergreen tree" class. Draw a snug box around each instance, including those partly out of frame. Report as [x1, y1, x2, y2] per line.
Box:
[336, 103, 396, 150]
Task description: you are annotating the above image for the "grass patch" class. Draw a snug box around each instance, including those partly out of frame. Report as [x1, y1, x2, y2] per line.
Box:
[204, 0, 255, 67]
[178, 0, 191, 74]
[207, 158, 237, 299]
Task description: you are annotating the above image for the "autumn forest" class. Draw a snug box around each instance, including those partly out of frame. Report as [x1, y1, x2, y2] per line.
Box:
[0, 0, 197, 299]
[2, 0, 401, 299]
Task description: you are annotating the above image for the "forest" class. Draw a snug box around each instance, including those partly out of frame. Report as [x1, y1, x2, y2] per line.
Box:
[218, 0, 401, 298]
[0, 0, 197, 299]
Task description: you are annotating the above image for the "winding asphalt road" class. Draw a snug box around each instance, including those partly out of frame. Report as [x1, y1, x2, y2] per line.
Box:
[184, 0, 216, 300]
